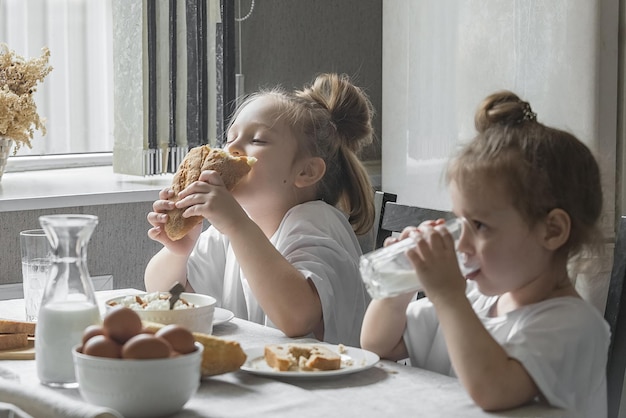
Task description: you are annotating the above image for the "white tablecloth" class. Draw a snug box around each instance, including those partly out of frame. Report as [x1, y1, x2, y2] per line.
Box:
[0, 289, 565, 417]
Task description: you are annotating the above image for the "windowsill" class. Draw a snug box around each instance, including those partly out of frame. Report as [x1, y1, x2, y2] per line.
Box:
[0, 160, 381, 213]
[0, 166, 174, 212]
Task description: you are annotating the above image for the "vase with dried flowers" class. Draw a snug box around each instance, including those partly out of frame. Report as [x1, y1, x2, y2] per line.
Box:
[0, 43, 53, 180]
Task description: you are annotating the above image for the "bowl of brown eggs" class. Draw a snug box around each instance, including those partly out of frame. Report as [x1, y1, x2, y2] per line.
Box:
[72, 306, 203, 418]
[105, 291, 217, 334]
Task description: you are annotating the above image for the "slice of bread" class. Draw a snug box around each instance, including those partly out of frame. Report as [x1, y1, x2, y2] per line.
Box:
[264, 344, 295, 371]
[0, 333, 29, 351]
[165, 145, 256, 241]
[304, 345, 342, 370]
[0, 319, 36, 335]
[264, 344, 341, 372]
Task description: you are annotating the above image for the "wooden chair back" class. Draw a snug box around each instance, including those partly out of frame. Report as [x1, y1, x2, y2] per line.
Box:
[371, 191, 397, 250]
[375, 191, 454, 249]
[605, 215, 626, 418]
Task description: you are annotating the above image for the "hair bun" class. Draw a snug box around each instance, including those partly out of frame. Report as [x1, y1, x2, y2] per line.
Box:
[296, 73, 374, 152]
[474, 90, 536, 133]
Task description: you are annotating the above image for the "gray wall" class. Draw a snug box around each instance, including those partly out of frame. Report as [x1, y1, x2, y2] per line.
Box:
[0, 203, 161, 290]
[237, 0, 382, 160]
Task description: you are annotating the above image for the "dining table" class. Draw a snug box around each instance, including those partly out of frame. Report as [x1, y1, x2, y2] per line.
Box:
[0, 289, 566, 418]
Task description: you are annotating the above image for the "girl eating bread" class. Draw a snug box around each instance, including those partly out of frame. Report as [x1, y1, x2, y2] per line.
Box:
[145, 73, 374, 347]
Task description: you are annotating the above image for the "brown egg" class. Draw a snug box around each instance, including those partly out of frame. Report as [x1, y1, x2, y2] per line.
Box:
[83, 334, 123, 358]
[122, 334, 172, 359]
[82, 324, 105, 344]
[155, 324, 196, 354]
[103, 306, 143, 344]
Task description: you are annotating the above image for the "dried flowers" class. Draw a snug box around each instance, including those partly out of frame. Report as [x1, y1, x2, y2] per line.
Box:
[0, 43, 53, 153]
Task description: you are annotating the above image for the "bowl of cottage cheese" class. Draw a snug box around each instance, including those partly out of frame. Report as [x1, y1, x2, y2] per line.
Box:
[105, 292, 216, 334]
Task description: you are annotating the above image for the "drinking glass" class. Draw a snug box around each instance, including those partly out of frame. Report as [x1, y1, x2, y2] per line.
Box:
[360, 217, 479, 299]
[19, 229, 52, 322]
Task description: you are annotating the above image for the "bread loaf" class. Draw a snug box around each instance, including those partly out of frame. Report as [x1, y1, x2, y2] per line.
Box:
[0, 333, 29, 351]
[0, 319, 36, 335]
[264, 344, 341, 371]
[142, 320, 246, 376]
[165, 145, 256, 241]
[192, 331, 247, 376]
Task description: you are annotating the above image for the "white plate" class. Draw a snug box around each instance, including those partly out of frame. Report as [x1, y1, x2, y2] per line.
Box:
[213, 308, 234, 325]
[240, 344, 380, 378]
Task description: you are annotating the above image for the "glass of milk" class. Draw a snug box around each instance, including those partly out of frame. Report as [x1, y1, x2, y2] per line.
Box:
[360, 217, 479, 299]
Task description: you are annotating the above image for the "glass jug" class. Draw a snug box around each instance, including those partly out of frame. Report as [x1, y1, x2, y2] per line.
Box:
[35, 214, 101, 388]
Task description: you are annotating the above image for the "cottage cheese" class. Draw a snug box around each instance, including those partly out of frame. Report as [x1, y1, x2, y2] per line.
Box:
[112, 292, 196, 311]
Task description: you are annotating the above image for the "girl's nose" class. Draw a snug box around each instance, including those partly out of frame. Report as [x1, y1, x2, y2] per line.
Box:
[456, 220, 475, 255]
[225, 138, 242, 156]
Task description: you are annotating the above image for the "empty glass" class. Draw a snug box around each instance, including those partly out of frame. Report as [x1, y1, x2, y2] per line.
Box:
[19, 229, 52, 322]
[360, 217, 479, 299]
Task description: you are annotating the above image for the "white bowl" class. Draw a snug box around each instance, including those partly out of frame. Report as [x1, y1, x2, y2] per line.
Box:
[105, 292, 216, 334]
[73, 342, 203, 418]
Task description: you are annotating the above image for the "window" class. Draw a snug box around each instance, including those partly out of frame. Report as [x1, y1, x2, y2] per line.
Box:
[0, 0, 113, 169]
[1, 0, 227, 175]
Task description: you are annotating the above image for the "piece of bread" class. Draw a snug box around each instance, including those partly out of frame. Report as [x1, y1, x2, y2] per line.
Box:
[264, 343, 341, 372]
[191, 331, 247, 376]
[0, 319, 36, 335]
[164, 145, 256, 241]
[263, 344, 294, 371]
[0, 333, 29, 351]
[142, 320, 246, 376]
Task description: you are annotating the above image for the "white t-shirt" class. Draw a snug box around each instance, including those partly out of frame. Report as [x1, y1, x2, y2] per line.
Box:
[404, 282, 610, 416]
[187, 200, 371, 347]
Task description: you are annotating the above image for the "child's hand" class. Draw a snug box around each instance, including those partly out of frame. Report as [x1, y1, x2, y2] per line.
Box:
[146, 188, 201, 254]
[384, 219, 446, 246]
[405, 223, 466, 302]
[175, 170, 250, 236]
[382, 229, 413, 247]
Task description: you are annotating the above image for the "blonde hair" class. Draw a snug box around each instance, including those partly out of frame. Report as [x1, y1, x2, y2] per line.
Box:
[447, 90, 603, 258]
[229, 74, 375, 235]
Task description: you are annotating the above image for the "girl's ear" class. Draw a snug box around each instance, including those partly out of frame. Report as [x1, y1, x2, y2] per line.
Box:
[294, 157, 326, 188]
[543, 208, 571, 250]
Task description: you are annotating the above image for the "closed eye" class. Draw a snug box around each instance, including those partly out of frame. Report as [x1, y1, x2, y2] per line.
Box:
[472, 220, 486, 231]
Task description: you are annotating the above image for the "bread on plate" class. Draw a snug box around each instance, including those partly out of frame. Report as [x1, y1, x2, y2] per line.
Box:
[264, 343, 341, 372]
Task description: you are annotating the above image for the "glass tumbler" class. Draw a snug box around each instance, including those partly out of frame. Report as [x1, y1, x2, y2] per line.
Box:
[360, 217, 478, 299]
[19, 229, 52, 322]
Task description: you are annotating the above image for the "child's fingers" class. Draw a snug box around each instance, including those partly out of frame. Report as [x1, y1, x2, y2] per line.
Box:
[153, 199, 175, 212]
[158, 187, 174, 200]
[197, 169, 225, 186]
[147, 211, 167, 225]
[383, 236, 399, 247]
[398, 226, 420, 241]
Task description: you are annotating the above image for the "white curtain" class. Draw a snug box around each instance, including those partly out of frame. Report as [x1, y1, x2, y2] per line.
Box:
[0, 0, 114, 156]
